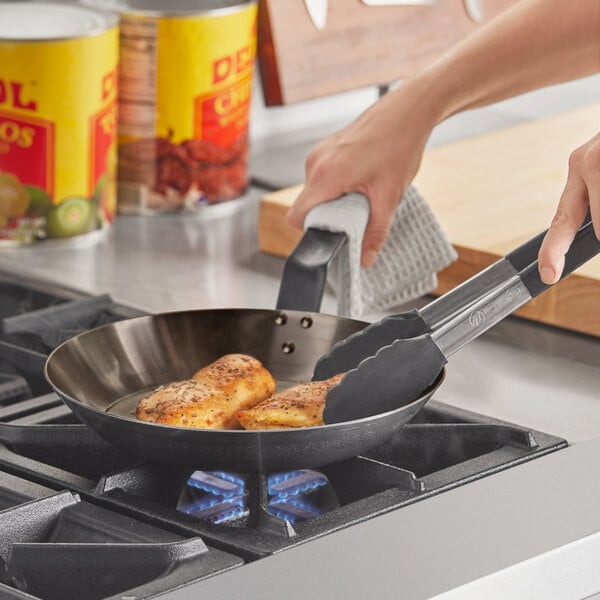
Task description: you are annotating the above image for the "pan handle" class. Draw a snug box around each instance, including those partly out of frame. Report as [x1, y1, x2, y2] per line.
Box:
[276, 228, 347, 312]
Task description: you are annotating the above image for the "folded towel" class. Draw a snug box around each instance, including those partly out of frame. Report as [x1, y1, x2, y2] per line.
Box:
[304, 187, 457, 318]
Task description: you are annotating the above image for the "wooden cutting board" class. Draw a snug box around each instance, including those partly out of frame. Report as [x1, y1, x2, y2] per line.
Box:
[257, 0, 516, 105]
[258, 104, 600, 336]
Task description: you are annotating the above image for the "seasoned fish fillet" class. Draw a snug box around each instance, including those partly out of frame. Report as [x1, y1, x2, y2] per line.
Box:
[135, 354, 276, 429]
[236, 373, 344, 430]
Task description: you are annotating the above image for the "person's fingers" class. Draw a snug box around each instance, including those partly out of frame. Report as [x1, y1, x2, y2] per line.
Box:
[286, 181, 339, 229]
[538, 165, 588, 284]
[360, 187, 400, 268]
[583, 137, 600, 239]
[589, 175, 600, 242]
[539, 134, 600, 284]
[287, 147, 358, 229]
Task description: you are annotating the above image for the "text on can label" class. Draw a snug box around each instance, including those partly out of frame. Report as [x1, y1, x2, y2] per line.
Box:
[212, 45, 254, 84]
[0, 80, 37, 112]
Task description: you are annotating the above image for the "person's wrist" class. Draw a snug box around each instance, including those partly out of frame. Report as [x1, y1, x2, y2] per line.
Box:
[408, 62, 475, 125]
[393, 72, 454, 129]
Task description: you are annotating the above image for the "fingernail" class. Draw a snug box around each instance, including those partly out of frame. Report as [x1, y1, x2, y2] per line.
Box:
[540, 266, 557, 284]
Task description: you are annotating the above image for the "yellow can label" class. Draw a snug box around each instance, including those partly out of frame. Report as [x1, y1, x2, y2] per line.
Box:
[156, 13, 255, 145]
[118, 3, 257, 212]
[0, 27, 118, 242]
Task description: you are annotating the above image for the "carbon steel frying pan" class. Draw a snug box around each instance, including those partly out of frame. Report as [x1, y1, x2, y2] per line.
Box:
[45, 306, 445, 472]
[44, 212, 559, 473]
[44, 226, 443, 472]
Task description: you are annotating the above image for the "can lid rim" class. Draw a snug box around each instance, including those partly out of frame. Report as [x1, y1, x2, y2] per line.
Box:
[83, 0, 256, 18]
[0, 2, 118, 42]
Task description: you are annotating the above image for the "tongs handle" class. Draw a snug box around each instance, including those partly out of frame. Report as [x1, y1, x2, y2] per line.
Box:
[521, 216, 596, 299]
[420, 226, 549, 330]
[433, 213, 598, 358]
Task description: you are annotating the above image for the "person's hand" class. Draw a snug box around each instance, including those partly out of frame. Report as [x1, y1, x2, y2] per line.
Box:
[538, 131, 600, 284]
[286, 77, 443, 268]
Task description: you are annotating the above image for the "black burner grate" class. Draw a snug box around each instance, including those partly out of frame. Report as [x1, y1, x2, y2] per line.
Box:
[0, 391, 567, 561]
[0, 471, 242, 600]
[0, 276, 142, 399]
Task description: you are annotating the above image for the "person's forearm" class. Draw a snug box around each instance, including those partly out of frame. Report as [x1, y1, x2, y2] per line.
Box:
[416, 0, 600, 122]
[288, 0, 600, 267]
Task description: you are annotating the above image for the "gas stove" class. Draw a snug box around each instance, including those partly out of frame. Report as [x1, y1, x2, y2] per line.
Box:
[0, 272, 568, 600]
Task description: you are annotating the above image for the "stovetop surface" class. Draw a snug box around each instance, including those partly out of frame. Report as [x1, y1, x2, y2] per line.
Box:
[0, 273, 569, 599]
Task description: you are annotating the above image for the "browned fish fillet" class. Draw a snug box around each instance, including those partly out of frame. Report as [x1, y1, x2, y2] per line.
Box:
[235, 373, 344, 430]
[135, 354, 276, 429]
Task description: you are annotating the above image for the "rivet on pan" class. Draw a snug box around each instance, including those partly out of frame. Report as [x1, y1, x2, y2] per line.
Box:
[274, 313, 288, 326]
[282, 342, 295, 354]
[300, 316, 313, 329]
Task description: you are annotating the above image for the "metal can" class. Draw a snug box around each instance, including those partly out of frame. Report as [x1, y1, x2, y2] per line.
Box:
[94, 0, 257, 215]
[0, 2, 119, 245]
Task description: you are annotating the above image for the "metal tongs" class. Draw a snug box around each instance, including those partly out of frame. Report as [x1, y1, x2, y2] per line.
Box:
[319, 213, 600, 424]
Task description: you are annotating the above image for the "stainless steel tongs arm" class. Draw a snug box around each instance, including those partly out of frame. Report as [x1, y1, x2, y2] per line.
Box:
[432, 214, 599, 359]
[314, 223, 549, 379]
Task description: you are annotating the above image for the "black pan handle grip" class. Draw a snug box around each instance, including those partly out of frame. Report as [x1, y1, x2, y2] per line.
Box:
[520, 213, 599, 298]
[276, 228, 347, 312]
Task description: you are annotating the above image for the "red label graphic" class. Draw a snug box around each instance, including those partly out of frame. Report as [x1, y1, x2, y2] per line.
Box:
[0, 110, 54, 194]
[89, 100, 117, 194]
[194, 74, 252, 148]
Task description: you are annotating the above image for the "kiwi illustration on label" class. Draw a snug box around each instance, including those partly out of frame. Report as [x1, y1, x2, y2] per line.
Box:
[25, 185, 53, 218]
[0, 172, 30, 228]
[45, 196, 96, 238]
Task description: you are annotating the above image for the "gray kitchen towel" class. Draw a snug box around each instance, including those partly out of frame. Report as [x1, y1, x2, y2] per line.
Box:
[304, 187, 458, 318]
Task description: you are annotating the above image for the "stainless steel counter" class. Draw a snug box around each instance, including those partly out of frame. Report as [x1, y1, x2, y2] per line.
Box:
[0, 190, 286, 316]
[1, 77, 600, 598]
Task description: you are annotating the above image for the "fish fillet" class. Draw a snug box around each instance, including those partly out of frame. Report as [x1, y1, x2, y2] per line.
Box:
[135, 354, 276, 429]
[236, 373, 344, 430]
